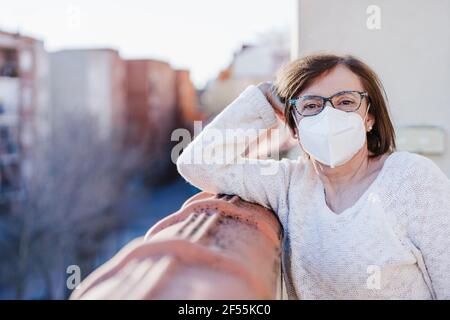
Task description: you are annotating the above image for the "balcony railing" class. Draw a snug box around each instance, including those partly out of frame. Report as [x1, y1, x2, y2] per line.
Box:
[71, 192, 285, 300]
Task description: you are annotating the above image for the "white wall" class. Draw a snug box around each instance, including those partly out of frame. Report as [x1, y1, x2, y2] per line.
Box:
[49, 50, 116, 138]
[33, 40, 51, 139]
[233, 46, 275, 78]
[293, 0, 450, 176]
[50, 50, 89, 117]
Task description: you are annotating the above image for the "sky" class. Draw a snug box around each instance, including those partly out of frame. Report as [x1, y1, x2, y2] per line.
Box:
[0, 0, 295, 88]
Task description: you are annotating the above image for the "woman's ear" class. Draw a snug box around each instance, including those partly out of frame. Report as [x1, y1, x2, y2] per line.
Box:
[286, 122, 297, 139]
[366, 114, 375, 132]
[289, 111, 300, 139]
[364, 102, 375, 131]
[293, 127, 299, 139]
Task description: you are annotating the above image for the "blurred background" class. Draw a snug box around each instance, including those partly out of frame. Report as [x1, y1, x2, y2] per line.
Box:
[0, 0, 448, 299]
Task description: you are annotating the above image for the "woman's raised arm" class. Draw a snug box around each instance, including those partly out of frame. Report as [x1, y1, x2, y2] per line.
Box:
[176, 84, 301, 214]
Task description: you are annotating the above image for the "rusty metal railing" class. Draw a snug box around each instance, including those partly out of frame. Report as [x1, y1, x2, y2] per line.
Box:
[70, 192, 284, 300]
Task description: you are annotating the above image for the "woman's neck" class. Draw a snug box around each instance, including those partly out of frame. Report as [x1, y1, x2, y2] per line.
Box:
[313, 145, 372, 196]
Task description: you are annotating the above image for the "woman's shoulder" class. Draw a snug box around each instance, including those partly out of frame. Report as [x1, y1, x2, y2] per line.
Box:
[386, 150, 449, 191]
[387, 151, 443, 174]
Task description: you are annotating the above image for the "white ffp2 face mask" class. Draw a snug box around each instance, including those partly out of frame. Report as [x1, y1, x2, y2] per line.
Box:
[293, 104, 371, 168]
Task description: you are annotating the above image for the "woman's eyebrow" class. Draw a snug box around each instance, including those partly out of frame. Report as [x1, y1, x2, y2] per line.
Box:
[298, 94, 323, 98]
[298, 92, 344, 99]
[299, 89, 364, 98]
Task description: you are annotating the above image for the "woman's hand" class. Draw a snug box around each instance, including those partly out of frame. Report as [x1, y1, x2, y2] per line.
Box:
[257, 81, 297, 139]
[256, 81, 286, 120]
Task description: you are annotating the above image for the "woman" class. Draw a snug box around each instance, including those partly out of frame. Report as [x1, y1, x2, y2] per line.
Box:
[177, 53, 450, 299]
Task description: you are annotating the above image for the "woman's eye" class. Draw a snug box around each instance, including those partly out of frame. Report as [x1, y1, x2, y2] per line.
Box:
[304, 104, 320, 109]
[338, 100, 354, 105]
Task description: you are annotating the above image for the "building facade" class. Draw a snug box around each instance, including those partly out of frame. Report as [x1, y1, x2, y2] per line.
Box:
[49, 49, 127, 139]
[0, 30, 49, 204]
[201, 35, 290, 119]
[125, 59, 179, 181]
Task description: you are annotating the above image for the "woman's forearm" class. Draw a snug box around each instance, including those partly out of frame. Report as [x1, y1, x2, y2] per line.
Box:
[176, 84, 280, 197]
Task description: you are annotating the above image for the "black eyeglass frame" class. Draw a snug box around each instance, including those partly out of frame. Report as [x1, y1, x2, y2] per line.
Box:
[289, 90, 369, 117]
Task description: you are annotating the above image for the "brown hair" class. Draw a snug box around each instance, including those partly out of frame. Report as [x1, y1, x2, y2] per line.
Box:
[274, 52, 396, 158]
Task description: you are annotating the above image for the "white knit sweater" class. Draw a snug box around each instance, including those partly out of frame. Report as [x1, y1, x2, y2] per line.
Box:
[176, 85, 450, 300]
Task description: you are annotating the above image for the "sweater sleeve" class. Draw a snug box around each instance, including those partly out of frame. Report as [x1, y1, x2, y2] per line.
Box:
[176, 85, 300, 216]
[405, 155, 450, 299]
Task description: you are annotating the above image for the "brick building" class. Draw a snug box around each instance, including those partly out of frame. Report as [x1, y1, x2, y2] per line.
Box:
[125, 60, 203, 183]
[0, 30, 49, 205]
[175, 69, 204, 130]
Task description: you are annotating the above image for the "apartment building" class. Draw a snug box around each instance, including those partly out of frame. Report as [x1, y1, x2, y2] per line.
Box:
[0, 30, 49, 204]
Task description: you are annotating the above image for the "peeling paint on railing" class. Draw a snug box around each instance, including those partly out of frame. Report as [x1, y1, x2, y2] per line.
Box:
[70, 192, 283, 300]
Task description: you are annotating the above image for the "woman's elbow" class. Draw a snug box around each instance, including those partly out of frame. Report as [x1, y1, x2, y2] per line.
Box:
[176, 150, 193, 180]
[176, 151, 223, 193]
[176, 148, 206, 183]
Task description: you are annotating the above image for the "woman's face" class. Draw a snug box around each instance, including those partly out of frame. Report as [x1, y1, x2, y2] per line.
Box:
[296, 64, 374, 128]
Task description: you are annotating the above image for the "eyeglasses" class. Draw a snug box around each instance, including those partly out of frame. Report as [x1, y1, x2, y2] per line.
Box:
[289, 90, 369, 117]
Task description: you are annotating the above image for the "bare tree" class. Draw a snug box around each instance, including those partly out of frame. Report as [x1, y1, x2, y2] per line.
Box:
[0, 109, 147, 299]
